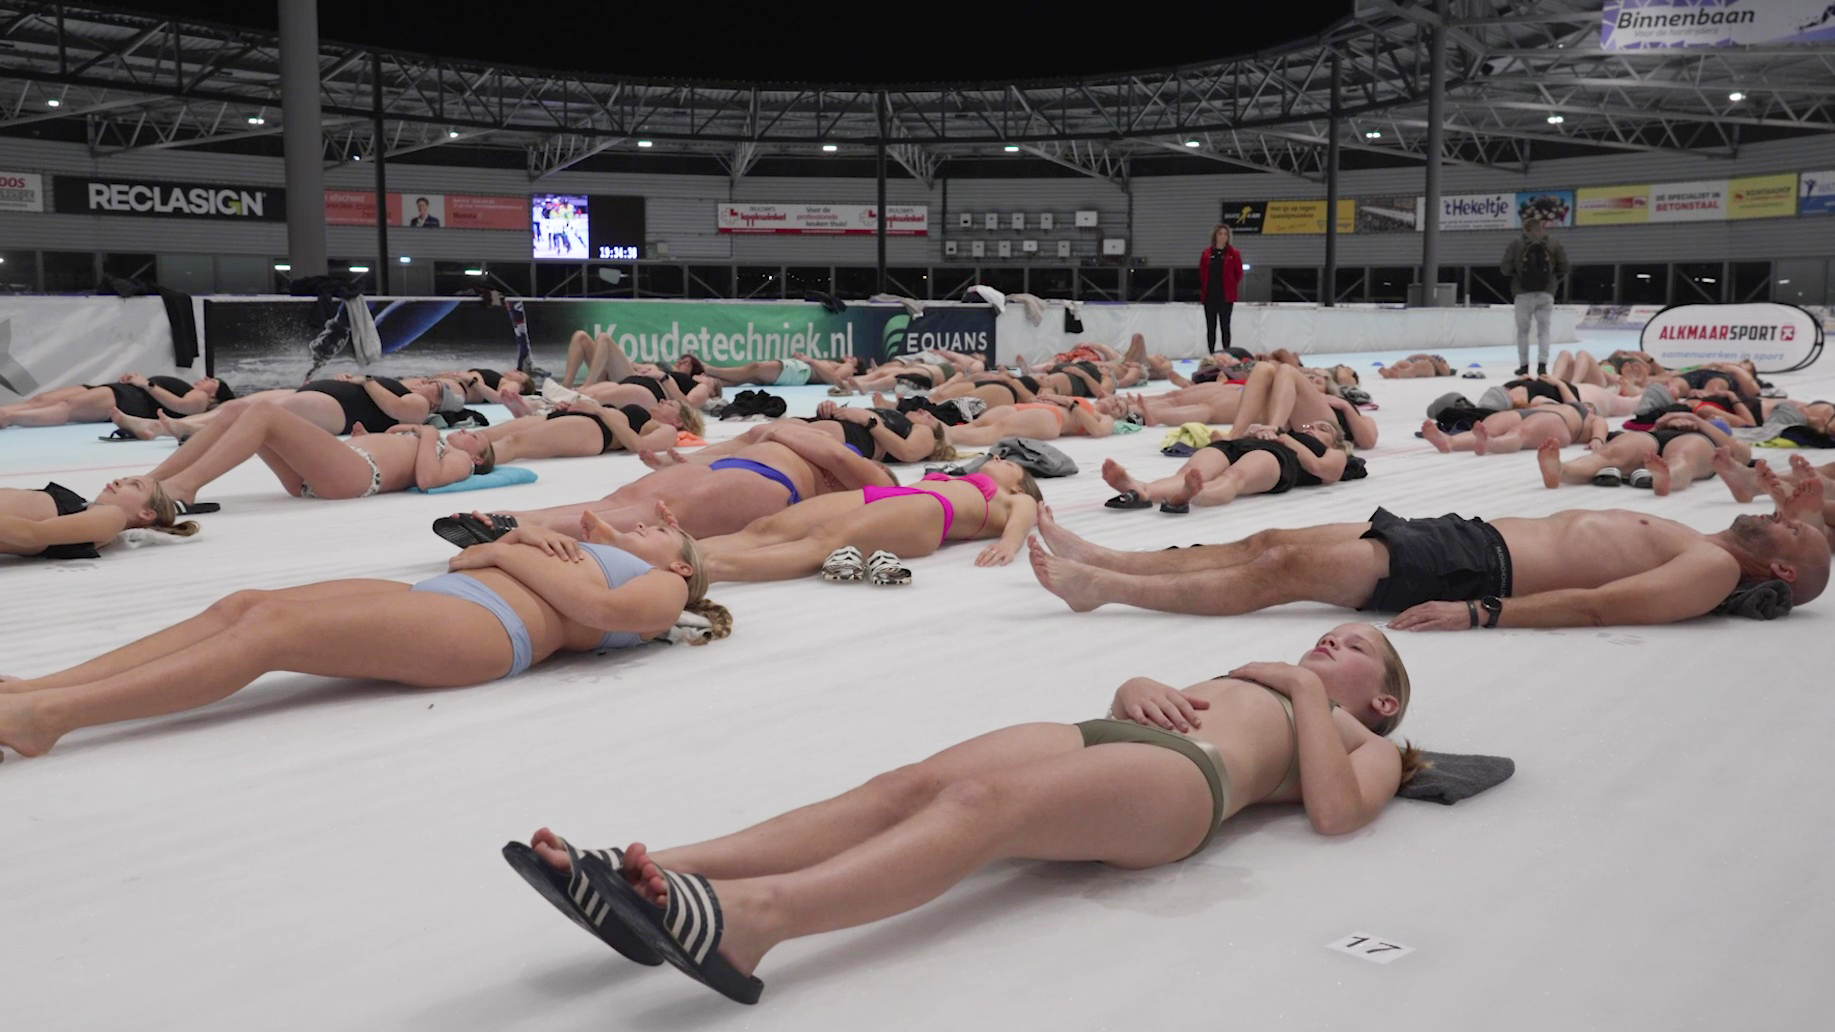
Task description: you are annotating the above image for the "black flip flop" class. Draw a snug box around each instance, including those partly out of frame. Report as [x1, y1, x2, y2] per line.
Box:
[175, 500, 220, 515]
[502, 841, 662, 966]
[1104, 490, 1152, 510]
[580, 855, 765, 1005]
[97, 428, 140, 442]
[1159, 501, 1191, 514]
[430, 513, 513, 548]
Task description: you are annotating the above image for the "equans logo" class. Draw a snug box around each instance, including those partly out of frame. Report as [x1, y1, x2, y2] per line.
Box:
[884, 314, 989, 357]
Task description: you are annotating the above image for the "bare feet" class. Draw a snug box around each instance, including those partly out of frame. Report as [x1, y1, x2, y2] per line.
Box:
[580, 510, 618, 545]
[1756, 461, 1788, 507]
[1034, 504, 1113, 567]
[1470, 419, 1490, 456]
[1421, 420, 1451, 454]
[1027, 537, 1111, 612]
[1536, 439, 1563, 489]
[0, 694, 57, 760]
[1645, 452, 1672, 496]
[1713, 446, 1758, 502]
[110, 408, 165, 440]
[1784, 477, 1826, 524]
[1100, 458, 1143, 496]
[157, 412, 193, 440]
[1169, 468, 1204, 507]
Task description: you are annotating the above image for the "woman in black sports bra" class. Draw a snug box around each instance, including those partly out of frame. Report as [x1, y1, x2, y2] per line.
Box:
[1422, 399, 1605, 456]
[1, 375, 231, 429]
[457, 397, 702, 463]
[928, 370, 1043, 409]
[1102, 420, 1365, 512]
[0, 475, 200, 559]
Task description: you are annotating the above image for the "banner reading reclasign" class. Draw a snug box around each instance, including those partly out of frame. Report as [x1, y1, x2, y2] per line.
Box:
[716, 204, 929, 235]
[1602, 1, 1835, 50]
[0, 171, 45, 213]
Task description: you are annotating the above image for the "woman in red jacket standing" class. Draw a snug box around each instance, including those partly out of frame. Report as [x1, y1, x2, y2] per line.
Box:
[1198, 224, 1244, 354]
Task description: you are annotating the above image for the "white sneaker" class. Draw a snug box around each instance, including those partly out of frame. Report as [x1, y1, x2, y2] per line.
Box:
[542, 380, 591, 406]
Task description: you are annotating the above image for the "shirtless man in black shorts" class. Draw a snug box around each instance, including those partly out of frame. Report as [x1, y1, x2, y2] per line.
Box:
[1025, 493, 1829, 629]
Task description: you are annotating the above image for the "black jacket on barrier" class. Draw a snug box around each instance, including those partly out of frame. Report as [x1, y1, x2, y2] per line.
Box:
[94, 276, 199, 367]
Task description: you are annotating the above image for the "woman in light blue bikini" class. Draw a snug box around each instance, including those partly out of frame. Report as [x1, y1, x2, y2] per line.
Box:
[0, 523, 730, 761]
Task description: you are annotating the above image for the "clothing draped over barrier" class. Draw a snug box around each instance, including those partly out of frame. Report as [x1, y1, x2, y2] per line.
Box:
[0, 296, 178, 401]
[992, 302, 1585, 363]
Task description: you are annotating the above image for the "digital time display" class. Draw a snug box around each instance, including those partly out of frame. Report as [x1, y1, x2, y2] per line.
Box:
[598, 245, 639, 260]
[530, 194, 646, 261]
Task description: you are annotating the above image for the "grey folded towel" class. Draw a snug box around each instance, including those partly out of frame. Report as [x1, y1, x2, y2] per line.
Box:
[1712, 579, 1792, 620]
[1397, 751, 1514, 805]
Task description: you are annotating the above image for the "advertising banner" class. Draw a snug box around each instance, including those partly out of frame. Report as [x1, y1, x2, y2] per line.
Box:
[53, 175, 285, 221]
[1262, 199, 1355, 235]
[0, 297, 176, 400]
[0, 171, 45, 213]
[1800, 170, 1835, 215]
[204, 299, 994, 390]
[1649, 179, 1728, 221]
[1515, 190, 1575, 227]
[1220, 200, 1267, 235]
[1576, 184, 1650, 226]
[1437, 193, 1514, 231]
[715, 204, 929, 235]
[1602, 1, 1835, 51]
[1356, 195, 1421, 233]
[1727, 173, 1799, 219]
[324, 191, 527, 229]
[1640, 302, 1823, 373]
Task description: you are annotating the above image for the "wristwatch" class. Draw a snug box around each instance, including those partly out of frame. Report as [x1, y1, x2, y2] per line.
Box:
[1479, 596, 1504, 629]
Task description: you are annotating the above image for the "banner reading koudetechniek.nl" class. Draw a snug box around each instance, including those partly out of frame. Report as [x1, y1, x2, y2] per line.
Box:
[1602, 1, 1835, 50]
[205, 299, 994, 389]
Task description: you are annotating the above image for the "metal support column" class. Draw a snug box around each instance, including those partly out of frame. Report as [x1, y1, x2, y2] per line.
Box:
[371, 53, 389, 294]
[278, 0, 327, 279]
[1418, 0, 1447, 307]
[876, 91, 888, 296]
[1324, 53, 1341, 308]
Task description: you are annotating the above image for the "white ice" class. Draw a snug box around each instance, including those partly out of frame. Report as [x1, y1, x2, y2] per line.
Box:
[2, 334, 1833, 1031]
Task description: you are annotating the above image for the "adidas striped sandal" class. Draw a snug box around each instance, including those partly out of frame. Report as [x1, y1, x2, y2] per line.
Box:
[579, 855, 765, 1005]
[821, 545, 865, 581]
[866, 550, 912, 585]
[501, 837, 662, 965]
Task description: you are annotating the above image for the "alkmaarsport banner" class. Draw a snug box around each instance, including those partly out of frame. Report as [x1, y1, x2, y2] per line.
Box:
[204, 298, 995, 390]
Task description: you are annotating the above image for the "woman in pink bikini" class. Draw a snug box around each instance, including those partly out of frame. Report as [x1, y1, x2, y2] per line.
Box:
[696, 459, 1043, 584]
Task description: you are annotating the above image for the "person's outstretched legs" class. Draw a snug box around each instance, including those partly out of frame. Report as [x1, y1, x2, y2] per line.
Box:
[1028, 534, 1384, 614]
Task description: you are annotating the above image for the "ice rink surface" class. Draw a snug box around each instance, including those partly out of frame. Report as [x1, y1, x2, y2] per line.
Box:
[3, 334, 1833, 1031]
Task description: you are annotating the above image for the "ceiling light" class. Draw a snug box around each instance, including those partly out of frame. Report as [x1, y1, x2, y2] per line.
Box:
[247, 116, 265, 125]
[447, 130, 459, 138]
[1364, 130, 1382, 139]
[1728, 91, 1746, 102]
[637, 140, 653, 148]
[348, 265, 370, 273]
[1184, 140, 1201, 148]
[1003, 145, 1020, 152]
[1546, 115, 1565, 124]
[821, 144, 838, 152]
[274, 263, 291, 271]
[1700, 277, 1717, 283]
[351, 153, 361, 161]
[46, 98, 60, 107]
[1635, 273, 1651, 280]
[398, 255, 412, 264]
[463, 268, 485, 276]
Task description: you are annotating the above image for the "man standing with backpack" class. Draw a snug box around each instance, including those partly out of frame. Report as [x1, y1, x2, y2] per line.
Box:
[1501, 216, 1570, 375]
